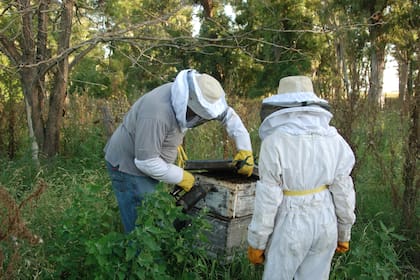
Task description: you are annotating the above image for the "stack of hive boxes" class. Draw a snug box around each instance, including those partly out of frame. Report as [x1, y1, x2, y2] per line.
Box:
[193, 173, 257, 259]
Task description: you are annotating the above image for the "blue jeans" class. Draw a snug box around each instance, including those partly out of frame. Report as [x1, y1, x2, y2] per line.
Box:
[106, 161, 158, 233]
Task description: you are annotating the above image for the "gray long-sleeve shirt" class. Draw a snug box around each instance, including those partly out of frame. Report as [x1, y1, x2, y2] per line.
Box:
[104, 83, 183, 176]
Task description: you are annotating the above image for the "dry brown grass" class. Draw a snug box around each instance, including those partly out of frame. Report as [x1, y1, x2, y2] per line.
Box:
[0, 180, 47, 280]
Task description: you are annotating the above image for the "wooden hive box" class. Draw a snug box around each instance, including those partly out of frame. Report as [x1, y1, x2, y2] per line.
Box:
[202, 213, 253, 259]
[193, 173, 257, 258]
[194, 173, 256, 218]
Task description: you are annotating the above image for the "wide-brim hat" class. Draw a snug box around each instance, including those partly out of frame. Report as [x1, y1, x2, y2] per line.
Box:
[187, 72, 227, 120]
[260, 75, 330, 121]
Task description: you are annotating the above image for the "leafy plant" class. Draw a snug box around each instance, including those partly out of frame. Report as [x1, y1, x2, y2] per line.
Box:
[47, 183, 117, 279]
[86, 186, 212, 279]
[331, 218, 408, 279]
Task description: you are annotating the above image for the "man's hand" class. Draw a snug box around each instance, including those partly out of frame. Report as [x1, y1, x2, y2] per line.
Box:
[248, 246, 265, 265]
[233, 150, 254, 177]
[178, 170, 195, 192]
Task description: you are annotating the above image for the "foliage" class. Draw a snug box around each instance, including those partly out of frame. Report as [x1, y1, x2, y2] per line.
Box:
[0, 0, 419, 277]
[1, 0, 419, 157]
[69, 58, 112, 98]
[0, 58, 25, 159]
[331, 219, 409, 280]
[228, 0, 324, 97]
[85, 186, 212, 279]
[1, 95, 419, 279]
[48, 183, 117, 279]
[97, 0, 195, 102]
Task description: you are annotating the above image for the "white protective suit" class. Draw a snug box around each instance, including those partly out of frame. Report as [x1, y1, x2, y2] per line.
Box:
[248, 91, 356, 280]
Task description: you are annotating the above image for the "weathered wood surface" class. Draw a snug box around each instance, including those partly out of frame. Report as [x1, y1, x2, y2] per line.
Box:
[202, 214, 252, 258]
[188, 172, 257, 259]
[194, 173, 256, 218]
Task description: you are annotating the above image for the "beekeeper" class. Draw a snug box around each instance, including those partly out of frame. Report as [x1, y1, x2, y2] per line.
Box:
[247, 76, 356, 279]
[104, 69, 254, 233]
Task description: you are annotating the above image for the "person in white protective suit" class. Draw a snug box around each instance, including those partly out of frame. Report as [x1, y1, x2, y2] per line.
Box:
[247, 76, 356, 280]
[104, 69, 254, 233]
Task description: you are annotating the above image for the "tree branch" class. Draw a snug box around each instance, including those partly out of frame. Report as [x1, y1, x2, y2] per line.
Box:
[0, 33, 20, 65]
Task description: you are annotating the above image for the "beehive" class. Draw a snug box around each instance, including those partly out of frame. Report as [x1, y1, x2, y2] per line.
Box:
[193, 172, 257, 258]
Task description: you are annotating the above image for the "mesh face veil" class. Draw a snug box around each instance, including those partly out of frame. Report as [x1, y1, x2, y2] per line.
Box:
[185, 106, 209, 128]
[260, 76, 330, 121]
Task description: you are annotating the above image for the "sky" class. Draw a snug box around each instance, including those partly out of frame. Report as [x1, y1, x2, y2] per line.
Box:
[383, 56, 399, 93]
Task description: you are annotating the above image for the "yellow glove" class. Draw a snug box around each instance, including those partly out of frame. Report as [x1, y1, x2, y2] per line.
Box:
[233, 150, 254, 177]
[336, 241, 350, 253]
[248, 246, 265, 265]
[177, 170, 195, 192]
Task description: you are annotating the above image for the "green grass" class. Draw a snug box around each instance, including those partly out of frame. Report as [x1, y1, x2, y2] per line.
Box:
[2, 154, 417, 279]
[1, 99, 419, 279]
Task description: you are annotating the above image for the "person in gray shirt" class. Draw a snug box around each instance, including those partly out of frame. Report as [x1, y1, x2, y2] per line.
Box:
[104, 69, 254, 233]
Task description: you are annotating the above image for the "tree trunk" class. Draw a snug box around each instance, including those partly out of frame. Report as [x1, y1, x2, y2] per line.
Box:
[21, 73, 45, 155]
[367, 8, 386, 106]
[7, 99, 17, 159]
[99, 102, 116, 139]
[398, 58, 409, 103]
[24, 98, 40, 168]
[43, 0, 74, 157]
[396, 51, 409, 114]
[368, 44, 386, 105]
[401, 65, 419, 230]
[335, 33, 350, 97]
[17, 0, 44, 159]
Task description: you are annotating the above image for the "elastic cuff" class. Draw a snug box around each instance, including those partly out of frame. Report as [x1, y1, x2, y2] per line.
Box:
[338, 223, 352, 242]
[247, 231, 267, 250]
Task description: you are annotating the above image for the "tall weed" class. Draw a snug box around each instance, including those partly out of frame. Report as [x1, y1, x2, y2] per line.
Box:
[0, 181, 45, 280]
[331, 217, 408, 279]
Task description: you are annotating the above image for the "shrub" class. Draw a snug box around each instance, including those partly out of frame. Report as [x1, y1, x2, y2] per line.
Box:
[85, 186, 212, 279]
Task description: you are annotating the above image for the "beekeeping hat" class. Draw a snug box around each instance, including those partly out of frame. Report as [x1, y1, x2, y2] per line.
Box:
[186, 72, 227, 120]
[171, 69, 228, 131]
[260, 75, 330, 121]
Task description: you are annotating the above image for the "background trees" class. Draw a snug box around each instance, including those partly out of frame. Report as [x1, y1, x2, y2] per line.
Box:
[0, 0, 418, 223]
[0, 0, 194, 159]
[0, 0, 419, 275]
[1, 0, 417, 158]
